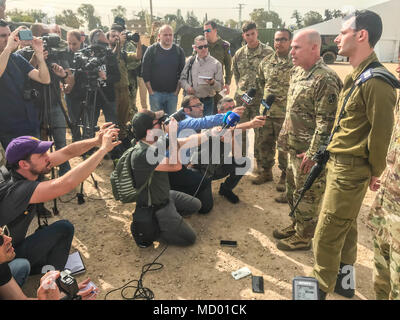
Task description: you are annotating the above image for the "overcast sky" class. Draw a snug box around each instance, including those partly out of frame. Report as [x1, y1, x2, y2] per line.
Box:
[5, 0, 389, 28]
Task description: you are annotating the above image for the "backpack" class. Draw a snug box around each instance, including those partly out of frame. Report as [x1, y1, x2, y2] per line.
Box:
[110, 145, 153, 203]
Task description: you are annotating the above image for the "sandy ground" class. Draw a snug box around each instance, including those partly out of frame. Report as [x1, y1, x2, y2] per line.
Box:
[22, 62, 398, 300]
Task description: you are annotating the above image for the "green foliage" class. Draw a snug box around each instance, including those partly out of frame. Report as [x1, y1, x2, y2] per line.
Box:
[303, 10, 323, 27]
[185, 10, 200, 27]
[225, 19, 238, 29]
[7, 9, 47, 23]
[77, 3, 102, 30]
[56, 9, 83, 28]
[291, 10, 303, 29]
[250, 9, 283, 29]
[111, 6, 127, 20]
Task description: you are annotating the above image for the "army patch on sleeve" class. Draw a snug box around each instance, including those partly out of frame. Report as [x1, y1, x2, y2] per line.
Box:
[328, 94, 337, 104]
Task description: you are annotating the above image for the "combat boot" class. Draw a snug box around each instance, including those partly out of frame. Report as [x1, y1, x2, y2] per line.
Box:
[276, 232, 312, 251]
[274, 193, 288, 203]
[251, 168, 273, 185]
[273, 222, 296, 239]
[334, 263, 355, 298]
[276, 171, 286, 192]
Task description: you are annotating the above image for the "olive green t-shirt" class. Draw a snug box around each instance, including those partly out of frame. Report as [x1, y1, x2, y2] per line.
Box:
[131, 141, 170, 207]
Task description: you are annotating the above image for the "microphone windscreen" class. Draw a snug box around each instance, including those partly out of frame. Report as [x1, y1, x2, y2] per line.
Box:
[247, 88, 256, 98]
[265, 94, 276, 106]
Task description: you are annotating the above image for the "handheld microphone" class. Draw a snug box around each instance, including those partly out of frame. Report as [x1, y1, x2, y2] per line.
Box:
[261, 94, 276, 116]
[240, 88, 256, 105]
[219, 111, 240, 136]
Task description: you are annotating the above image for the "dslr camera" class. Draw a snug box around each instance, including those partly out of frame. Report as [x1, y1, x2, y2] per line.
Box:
[56, 270, 81, 300]
[158, 108, 187, 126]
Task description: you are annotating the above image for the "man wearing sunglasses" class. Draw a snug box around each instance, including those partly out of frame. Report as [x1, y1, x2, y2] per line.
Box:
[180, 35, 223, 116]
[203, 20, 232, 113]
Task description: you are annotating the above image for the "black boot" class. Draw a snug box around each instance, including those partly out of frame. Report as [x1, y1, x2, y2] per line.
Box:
[219, 183, 239, 204]
[334, 263, 355, 298]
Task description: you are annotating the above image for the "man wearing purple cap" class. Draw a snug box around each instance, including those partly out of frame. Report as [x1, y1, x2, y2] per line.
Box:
[0, 123, 120, 275]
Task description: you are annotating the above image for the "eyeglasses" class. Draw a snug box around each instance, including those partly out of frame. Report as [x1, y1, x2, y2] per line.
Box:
[191, 103, 204, 108]
[0, 225, 10, 246]
[203, 29, 212, 33]
[196, 44, 208, 50]
[274, 38, 289, 43]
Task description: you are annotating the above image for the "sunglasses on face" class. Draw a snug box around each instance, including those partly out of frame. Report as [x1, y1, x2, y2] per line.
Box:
[196, 44, 208, 50]
[203, 29, 212, 33]
[0, 225, 10, 246]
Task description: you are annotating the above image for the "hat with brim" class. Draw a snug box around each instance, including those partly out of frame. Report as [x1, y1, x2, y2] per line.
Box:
[5, 136, 54, 164]
[131, 110, 164, 140]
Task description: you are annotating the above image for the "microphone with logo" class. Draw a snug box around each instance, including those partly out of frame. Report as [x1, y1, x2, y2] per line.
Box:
[240, 88, 257, 106]
[261, 94, 276, 116]
[218, 110, 241, 136]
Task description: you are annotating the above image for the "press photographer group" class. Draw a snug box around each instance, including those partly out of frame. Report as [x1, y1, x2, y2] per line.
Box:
[1, 1, 400, 302]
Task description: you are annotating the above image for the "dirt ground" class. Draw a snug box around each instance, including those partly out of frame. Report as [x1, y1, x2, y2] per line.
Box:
[22, 62, 398, 300]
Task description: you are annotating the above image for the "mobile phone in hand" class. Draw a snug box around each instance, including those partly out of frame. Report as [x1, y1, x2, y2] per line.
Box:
[18, 30, 33, 41]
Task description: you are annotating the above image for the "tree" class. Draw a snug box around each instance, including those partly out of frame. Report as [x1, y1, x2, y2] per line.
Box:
[249, 9, 283, 28]
[111, 5, 127, 20]
[77, 4, 102, 30]
[225, 19, 238, 29]
[324, 9, 343, 21]
[164, 14, 177, 25]
[56, 10, 83, 28]
[303, 11, 323, 27]
[291, 10, 303, 29]
[324, 9, 333, 21]
[185, 10, 200, 27]
[211, 18, 224, 26]
[135, 10, 147, 20]
[6, 9, 47, 23]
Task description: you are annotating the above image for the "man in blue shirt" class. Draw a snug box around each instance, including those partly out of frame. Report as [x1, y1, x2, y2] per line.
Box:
[0, 20, 50, 148]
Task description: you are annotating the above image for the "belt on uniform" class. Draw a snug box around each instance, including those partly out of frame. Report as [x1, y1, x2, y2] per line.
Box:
[329, 153, 369, 166]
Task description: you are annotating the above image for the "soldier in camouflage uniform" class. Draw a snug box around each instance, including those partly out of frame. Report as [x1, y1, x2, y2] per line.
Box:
[274, 30, 342, 251]
[124, 39, 142, 119]
[231, 21, 273, 165]
[368, 53, 400, 300]
[203, 21, 233, 113]
[255, 29, 292, 188]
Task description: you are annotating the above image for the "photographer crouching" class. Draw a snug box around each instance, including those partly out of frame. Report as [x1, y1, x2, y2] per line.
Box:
[108, 22, 142, 151]
[0, 123, 121, 278]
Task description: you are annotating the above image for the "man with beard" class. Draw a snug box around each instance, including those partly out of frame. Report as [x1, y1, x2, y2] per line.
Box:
[0, 123, 120, 275]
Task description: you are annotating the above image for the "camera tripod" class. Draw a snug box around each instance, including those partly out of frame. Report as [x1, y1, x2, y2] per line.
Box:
[74, 74, 111, 204]
[38, 79, 73, 224]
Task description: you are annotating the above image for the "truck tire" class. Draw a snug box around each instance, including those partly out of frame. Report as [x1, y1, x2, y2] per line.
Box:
[322, 51, 336, 64]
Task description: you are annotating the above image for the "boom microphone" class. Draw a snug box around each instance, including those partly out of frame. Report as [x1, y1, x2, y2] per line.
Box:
[261, 94, 276, 116]
[240, 88, 256, 105]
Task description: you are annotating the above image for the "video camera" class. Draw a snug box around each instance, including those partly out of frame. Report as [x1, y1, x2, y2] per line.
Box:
[123, 31, 140, 43]
[56, 270, 81, 300]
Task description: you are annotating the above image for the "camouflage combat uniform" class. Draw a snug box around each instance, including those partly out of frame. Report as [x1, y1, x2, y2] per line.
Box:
[279, 58, 342, 243]
[0, 142, 5, 167]
[208, 37, 233, 113]
[124, 41, 142, 120]
[232, 42, 273, 158]
[256, 51, 292, 173]
[368, 96, 400, 300]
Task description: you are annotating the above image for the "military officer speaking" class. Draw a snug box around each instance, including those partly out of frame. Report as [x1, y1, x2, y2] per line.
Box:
[311, 10, 397, 299]
[273, 29, 342, 252]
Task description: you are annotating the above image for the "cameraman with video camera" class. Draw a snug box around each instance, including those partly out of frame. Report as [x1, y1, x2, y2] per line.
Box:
[19, 23, 73, 177]
[108, 22, 142, 150]
[0, 20, 50, 148]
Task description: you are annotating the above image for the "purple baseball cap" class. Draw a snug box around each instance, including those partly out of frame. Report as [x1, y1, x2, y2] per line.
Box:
[5, 136, 54, 164]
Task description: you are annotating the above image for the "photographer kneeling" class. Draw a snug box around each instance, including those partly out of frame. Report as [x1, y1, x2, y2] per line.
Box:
[130, 110, 219, 247]
[0, 123, 120, 275]
[0, 226, 98, 300]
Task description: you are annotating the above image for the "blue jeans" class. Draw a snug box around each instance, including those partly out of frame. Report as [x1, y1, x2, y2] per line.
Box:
[149, 91, 178, 116]
[14, 220, 75, 275]
[49, 104, 71, 176]
[8, 258, 31, 287]
[200, 96, 214, 116]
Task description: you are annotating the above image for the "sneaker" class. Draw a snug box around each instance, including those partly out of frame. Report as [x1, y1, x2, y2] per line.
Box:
[251, 169, 273, 185]
[219, 184, 239, 204]
[334, 263, 355, 298]
[273, 223, 295, 239]
[276, 171, 286, 192]
[274, 193, 288, 203]
[276, 233, 312, 251]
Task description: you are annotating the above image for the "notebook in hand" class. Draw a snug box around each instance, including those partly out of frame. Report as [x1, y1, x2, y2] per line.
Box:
[64, 251, 86, 275]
